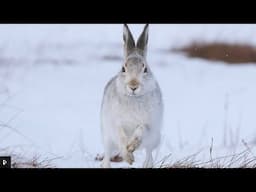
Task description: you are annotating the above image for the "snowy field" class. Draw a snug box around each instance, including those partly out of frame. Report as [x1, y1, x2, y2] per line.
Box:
[0, 24, 256, 168]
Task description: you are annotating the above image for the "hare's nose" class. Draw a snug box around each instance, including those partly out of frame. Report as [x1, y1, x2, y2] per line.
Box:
[131, 87, 137, 91]
[129, 84, 138, 92]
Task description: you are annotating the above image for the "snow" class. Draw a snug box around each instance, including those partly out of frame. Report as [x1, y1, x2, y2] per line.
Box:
[0, 24, 256, 168]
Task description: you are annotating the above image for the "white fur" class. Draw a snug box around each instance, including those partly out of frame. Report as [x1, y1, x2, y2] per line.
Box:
[100, 24, 163, 168]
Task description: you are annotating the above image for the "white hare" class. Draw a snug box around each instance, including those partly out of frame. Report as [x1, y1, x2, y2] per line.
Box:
[100, 24, 163, 168]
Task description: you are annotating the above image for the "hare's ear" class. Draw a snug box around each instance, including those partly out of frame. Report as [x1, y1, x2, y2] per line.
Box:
[123, 24, 135, 57]
[136, 24, 149, 57]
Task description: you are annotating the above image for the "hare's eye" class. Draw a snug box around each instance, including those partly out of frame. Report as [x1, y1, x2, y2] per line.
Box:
[122, 66, 126, 73]
[144, 67, 148, 73]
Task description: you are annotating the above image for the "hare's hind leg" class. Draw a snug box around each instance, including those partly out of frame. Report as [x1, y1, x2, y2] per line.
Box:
[101, 140, 113, 168]
[101, 152, 111, 168]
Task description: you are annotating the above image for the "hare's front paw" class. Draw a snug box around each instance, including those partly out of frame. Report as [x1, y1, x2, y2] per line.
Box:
[127, 137, 141, 153]
[122, 151, 134, 165]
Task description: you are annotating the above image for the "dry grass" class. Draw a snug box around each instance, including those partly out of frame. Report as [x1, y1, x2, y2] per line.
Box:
[173, 42, 256, 64]
[0, 147, 56, 168]
[157, 151, 256, 168]
[156, 140, 256, 168]
[11, 155, 56, 168]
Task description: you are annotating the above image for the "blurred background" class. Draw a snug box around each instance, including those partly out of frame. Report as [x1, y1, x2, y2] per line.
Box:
[0, 24, 256, 167]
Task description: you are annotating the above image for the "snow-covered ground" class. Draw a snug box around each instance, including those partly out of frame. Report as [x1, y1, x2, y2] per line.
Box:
[0, 24, 256, 168]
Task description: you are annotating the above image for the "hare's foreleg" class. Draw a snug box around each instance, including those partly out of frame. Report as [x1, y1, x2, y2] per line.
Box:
[143, 130, 161, 168]
[127, 125, 144, 153]
[143, 148, 153, 168]
[118, 127, 134, 165]
[127, 125, 154, 168]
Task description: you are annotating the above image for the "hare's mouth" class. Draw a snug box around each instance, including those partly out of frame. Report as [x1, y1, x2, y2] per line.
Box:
[127, 92, 136, 96]
[126, 92, 143, 97]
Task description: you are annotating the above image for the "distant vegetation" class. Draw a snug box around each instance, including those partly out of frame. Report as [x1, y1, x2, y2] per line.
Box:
[173, 42, 256, 64]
